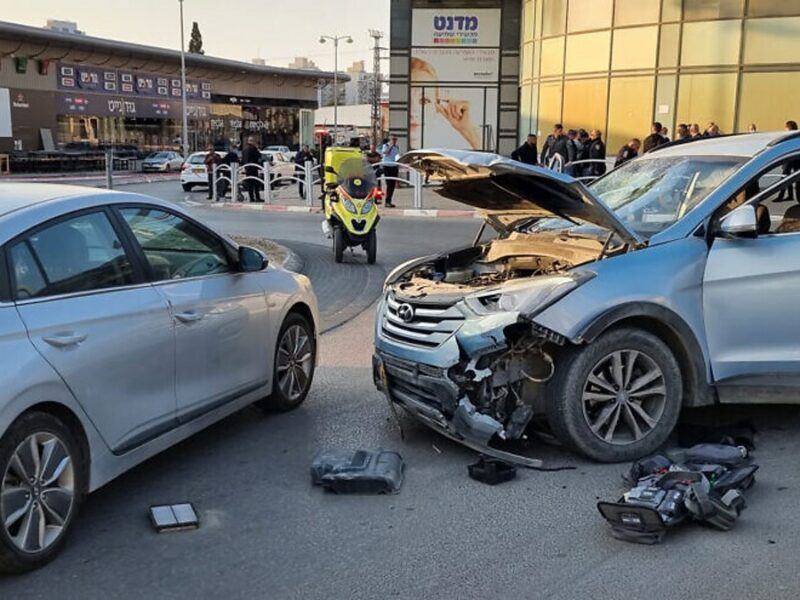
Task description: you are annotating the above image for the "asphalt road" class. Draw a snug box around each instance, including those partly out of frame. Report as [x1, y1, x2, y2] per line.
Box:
[3, 181, 800, 599]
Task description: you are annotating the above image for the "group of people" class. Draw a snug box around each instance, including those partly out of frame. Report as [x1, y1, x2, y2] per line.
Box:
[510, 119, 772, 177]
[203, 137, 316, 202]
[202, 134, 404, 207]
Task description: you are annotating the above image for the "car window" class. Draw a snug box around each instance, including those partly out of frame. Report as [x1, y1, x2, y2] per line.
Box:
[119, 207, 231, 281]
[188, 154, 205, 164]
[10, 211, 135, 300]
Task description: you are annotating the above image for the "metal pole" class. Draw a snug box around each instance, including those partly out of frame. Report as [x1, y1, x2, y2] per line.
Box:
[179, 0, 189, 156]
[333, 38, 338, 147]
[305, 160, 314, 207]
[105, 149, 113, 190]
[212, 163, 218, 202]
[264, 162, 272, 204]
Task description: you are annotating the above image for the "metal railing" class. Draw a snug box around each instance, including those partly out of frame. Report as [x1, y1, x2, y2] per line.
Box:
[212, 161, 320, 205]
[371, 160, 423, 209]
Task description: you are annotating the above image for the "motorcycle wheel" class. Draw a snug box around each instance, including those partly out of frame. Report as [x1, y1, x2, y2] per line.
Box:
[333, 226, 345, 263]
[365, 229, 377, 264]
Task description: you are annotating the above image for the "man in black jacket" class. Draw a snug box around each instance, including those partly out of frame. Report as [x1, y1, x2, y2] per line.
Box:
[642, 122, 666, 153]
[241, 136, 262, 202]
[614, 138, 641, 168]
[511, 134, 538, 165]
[540, 124, 574, 170]
[294, 144, 314, 200]
[587, 129, 606, 178]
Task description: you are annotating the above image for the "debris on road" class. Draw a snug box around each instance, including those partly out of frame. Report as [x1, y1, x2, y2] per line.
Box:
[468, 456, 517, 485]
[597, 444, 758, 544]
[311, 449, 405, 494]
[149, 503, 199, 533]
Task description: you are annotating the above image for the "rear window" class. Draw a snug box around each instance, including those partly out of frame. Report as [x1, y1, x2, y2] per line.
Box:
[188, 154, 205, 164]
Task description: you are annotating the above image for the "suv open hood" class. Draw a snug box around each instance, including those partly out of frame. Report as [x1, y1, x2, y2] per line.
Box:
[399, 149, 644, 246]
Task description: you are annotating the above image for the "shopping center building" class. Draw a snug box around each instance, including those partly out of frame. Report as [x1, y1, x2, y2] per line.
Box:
[390, 1, 800, 156]
[0, 20, 337, 154]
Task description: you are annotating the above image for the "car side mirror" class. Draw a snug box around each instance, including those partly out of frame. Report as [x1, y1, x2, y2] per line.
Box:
[719, 204, 758, 238]
[238, 245, 268, 272]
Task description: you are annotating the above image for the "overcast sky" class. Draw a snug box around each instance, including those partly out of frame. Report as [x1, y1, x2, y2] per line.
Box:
[3, 0, 390, 72]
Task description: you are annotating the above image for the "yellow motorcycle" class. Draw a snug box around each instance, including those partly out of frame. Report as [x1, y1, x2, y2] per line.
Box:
[322, 147, 381, 264]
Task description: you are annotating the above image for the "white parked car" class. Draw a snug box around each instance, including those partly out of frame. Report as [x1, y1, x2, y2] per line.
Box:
[262, 151, 297, 186]
[265, 145, 295, 161]
[180, 151, 224, 192]
[142, 151, 184, 172]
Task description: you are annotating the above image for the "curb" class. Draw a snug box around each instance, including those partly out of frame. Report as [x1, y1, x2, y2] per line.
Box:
[4, 174, 177, 187]
[206, 202, 480, 219]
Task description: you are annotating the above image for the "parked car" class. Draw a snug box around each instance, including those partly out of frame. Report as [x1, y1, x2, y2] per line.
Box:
[0, 183, 319, 572]
[142, 151, 184, 172]
[374, 133, 800, 463]
[180, 151, 224, 191]
[262, 151, 296, 186]
[265, 145, 295, 161]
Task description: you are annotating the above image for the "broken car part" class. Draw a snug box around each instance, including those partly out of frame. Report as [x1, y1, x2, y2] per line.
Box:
[149, 503, 199, 532]
[598, 444, 758, 544]
[468, 456, 517, 485]
[311, 449, 405, 494]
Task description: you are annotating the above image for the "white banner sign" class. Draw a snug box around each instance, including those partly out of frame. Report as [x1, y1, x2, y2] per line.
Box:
[411, 47, 499, 83]
[412, 8, 501, 47]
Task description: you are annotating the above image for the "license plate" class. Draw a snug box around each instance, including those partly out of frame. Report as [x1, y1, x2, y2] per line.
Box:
[192, 168, 204, 174]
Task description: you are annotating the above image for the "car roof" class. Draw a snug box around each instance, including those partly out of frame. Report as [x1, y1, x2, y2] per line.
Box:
[0, 183, 108, 218]
[645, 131, 791, 159]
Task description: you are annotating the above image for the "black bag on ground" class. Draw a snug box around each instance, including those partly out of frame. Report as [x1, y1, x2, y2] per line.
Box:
[311, 448, 405, 494]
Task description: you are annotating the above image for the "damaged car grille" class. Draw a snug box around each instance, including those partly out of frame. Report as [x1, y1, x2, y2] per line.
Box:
[381, 294, 465, 348]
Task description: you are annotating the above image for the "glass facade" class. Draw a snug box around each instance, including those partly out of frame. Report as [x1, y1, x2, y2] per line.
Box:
[520, 0, 800, 155]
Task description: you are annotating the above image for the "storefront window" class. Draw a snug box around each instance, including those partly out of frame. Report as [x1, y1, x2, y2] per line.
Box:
[681, 20, 741, 66]
[747, 0, 800, 17]
[540, 36, 565, 76]
[519, 83, 534, 135]
[662, 0, 682, 22]
[683, 0, 743, 21]
[677, 73, 737, 133]
[658, 23, 681, 68]
[538, 81, 563, 135]
[523, 0, 535, 43]
[738, 73, 800, 132]
[563, 78, 608, 133]
[542, 0, 567, 37]
[744, 17, 800, 64]
[565, 31, 611, 74]
[606, 76, 654, 154]
[567, 0, 612, 33]
[614, 0, 660, 27]
[611, 26, 658, 71]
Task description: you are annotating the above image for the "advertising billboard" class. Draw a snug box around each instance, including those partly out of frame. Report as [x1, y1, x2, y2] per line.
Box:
[409, 7, 501, 151]
[411, 8, 502, 47]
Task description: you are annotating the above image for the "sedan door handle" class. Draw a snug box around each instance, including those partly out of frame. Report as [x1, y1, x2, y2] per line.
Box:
[175, 310, 204, 323]
[42, 332, 88, 348]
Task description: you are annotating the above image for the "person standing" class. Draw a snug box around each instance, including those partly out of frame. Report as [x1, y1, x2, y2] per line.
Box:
[643, 122, 667, 153]
[777, 121, 800, 202]
[587, 129, 607, 178]
[540, 124, 574, 170]
[294, 144, 314, 200]
[203, 145, 221, 200]
[364, 143, 384, 202]
[218, 145, 239, 200]
[511, 134, 538, 165]
[241, 137, 262, 202]
[675, 123, 691, 142]
[565, 129, 583, 176]
[614, 138, 641, 168]
[382, 134, 401, 208]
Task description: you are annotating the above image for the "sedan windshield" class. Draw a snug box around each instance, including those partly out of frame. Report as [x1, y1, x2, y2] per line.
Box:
[529, 155, 744, 239]
[149, 153, 170, 160]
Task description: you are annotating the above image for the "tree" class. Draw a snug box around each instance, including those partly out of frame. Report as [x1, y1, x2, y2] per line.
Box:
[188, 22, 204, 54]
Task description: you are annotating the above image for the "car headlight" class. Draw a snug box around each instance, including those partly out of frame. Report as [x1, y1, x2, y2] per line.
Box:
[343, 199, 357, 213]
[464, 272, 595, 316]
[361, 200, 374, 214]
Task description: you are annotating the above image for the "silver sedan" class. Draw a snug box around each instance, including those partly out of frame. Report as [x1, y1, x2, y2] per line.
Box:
[0, 184, 319, 572]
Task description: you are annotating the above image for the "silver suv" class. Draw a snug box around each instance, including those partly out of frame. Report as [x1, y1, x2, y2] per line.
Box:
[373, 133, 800, 464]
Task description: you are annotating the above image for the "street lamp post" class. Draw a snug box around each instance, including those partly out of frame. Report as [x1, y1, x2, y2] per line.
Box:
[179, 0, 189, 155]
[319, 34, 352, 145]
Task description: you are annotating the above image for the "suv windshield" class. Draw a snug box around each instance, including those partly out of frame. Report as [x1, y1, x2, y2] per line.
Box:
[530, 155, 744, 239]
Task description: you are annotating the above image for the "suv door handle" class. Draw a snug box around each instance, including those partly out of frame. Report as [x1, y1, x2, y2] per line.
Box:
[43, 332, 88, 348]
[175, 310, 203, 323]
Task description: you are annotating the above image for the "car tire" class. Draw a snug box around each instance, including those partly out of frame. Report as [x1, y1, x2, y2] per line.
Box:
[0, 411, 86, 574]
[365, 230, 377, 264]
[182, 183, 193, 192]
[256, 312, 316, 413]
[545, 327, 682, 463]
[333, 226, 345, 263]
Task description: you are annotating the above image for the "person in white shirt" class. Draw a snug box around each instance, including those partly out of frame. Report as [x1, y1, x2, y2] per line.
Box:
[381, 135, 401, 207]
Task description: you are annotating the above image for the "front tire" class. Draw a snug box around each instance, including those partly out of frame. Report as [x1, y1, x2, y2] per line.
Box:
[182, 183, 193, 192]
[257, 313, 316, 413]
[545, 327, 682, 462]
[333, 226, 345, 263]
[0, 412, 86, 574]
[365, 230, 377, 264]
